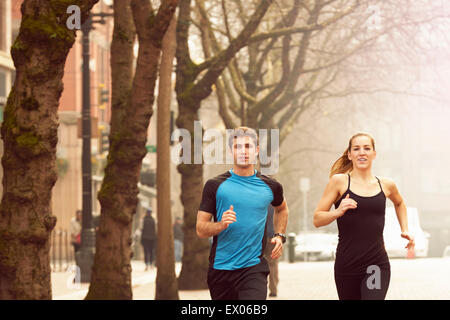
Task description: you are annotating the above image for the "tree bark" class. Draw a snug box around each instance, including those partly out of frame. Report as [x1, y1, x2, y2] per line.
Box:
[0, 0, 98, 300]
[155, 15, 179, 300]
[85, 0, 177, 300]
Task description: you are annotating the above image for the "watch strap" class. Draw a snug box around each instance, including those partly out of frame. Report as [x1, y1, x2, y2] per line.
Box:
[273, 233, 286, 243]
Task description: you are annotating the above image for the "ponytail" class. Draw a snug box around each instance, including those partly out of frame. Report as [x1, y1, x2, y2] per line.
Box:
[330, 132, 375, 178]
[330, 150, 353, 177]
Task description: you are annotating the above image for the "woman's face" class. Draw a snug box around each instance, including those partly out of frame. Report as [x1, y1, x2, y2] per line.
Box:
[347, 135, 376, 170]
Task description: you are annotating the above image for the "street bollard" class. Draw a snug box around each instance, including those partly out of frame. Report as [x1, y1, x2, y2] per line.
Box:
[287, 233, 296, 263]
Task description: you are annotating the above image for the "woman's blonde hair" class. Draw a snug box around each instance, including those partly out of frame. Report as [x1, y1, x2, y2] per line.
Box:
[329, 133, 375, 177]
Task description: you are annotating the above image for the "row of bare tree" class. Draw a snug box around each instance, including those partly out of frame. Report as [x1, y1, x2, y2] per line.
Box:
[0, 0, 445, 299]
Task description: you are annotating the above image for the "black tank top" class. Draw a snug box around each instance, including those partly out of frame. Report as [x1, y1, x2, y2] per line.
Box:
[334, 174, 390, 275]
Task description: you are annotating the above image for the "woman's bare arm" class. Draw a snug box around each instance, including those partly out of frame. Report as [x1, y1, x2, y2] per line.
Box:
[313, 174, 357, 228]
[385, 178, 415, 249]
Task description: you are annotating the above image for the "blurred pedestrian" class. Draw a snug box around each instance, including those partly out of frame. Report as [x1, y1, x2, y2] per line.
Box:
[70, 210, 82, 254]
[173, 217, 184, 262]
[141, 208, 157, 271]
[196, 127, 289, 300]
[313, 133, 415, 300]
[264, 205, 279, 297]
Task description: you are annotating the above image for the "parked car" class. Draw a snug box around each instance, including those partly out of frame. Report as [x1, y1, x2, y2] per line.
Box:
[383, 207, 430, 258]
[294, 232, 338, 261]
[443, 246, 450, 258]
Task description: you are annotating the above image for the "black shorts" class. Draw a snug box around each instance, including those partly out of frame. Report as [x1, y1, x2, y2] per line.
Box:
[207, 258, 270, 300]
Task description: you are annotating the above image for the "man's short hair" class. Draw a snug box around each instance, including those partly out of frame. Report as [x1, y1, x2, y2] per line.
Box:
[228, 126, 259, 149]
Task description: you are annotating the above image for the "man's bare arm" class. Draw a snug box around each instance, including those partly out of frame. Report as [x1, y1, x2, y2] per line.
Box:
[270, 199, 289, 259]
[196, 206, 236, 238]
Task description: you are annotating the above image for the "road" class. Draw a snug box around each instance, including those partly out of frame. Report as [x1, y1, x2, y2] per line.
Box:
[52, 257, 450, 300]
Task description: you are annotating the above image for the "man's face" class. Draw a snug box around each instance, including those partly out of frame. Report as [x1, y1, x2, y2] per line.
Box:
[232, 136, 259, 167]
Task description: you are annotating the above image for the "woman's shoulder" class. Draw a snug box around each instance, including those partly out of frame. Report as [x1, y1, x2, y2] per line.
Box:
[376, 176, 397, 192]
[376, 176, 396, 185]
[329, 173, 348, 184]
[328, 173, 348, 191]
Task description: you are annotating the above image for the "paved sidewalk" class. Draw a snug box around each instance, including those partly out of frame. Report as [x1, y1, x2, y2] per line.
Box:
[52, 258, 450, 300]
[52, 260, 167, 300]
[52, 261, 210, 300]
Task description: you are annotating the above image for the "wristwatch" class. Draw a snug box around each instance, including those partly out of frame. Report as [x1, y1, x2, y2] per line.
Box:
[273, 233, 286, 244]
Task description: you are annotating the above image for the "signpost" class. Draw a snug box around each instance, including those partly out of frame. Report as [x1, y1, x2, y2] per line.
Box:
[299, 177, 310, 262]
[146, 145, 157, 153]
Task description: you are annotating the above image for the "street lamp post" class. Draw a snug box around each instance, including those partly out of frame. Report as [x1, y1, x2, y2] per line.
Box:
[76, 10, 112, 283]
[299, 177, 310, 262]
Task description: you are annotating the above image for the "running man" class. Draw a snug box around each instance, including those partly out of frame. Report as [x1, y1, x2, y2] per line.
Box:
[196, 126, 289, 300]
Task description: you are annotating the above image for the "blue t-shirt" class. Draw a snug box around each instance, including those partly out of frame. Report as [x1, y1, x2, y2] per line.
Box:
[199, 169, 284, 270]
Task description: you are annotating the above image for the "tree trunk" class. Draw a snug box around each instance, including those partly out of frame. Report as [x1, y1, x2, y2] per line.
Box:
[86, 0, 177, 300]
[0, 0, 98, 300]
[155, 15, 179, 300]
[176, 121, 210, 290]
[85, 0, 135, 300]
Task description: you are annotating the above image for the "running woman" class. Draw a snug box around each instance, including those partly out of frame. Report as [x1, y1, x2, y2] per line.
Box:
[197, 127, 289, 300]
[313, 133, 415, 300]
